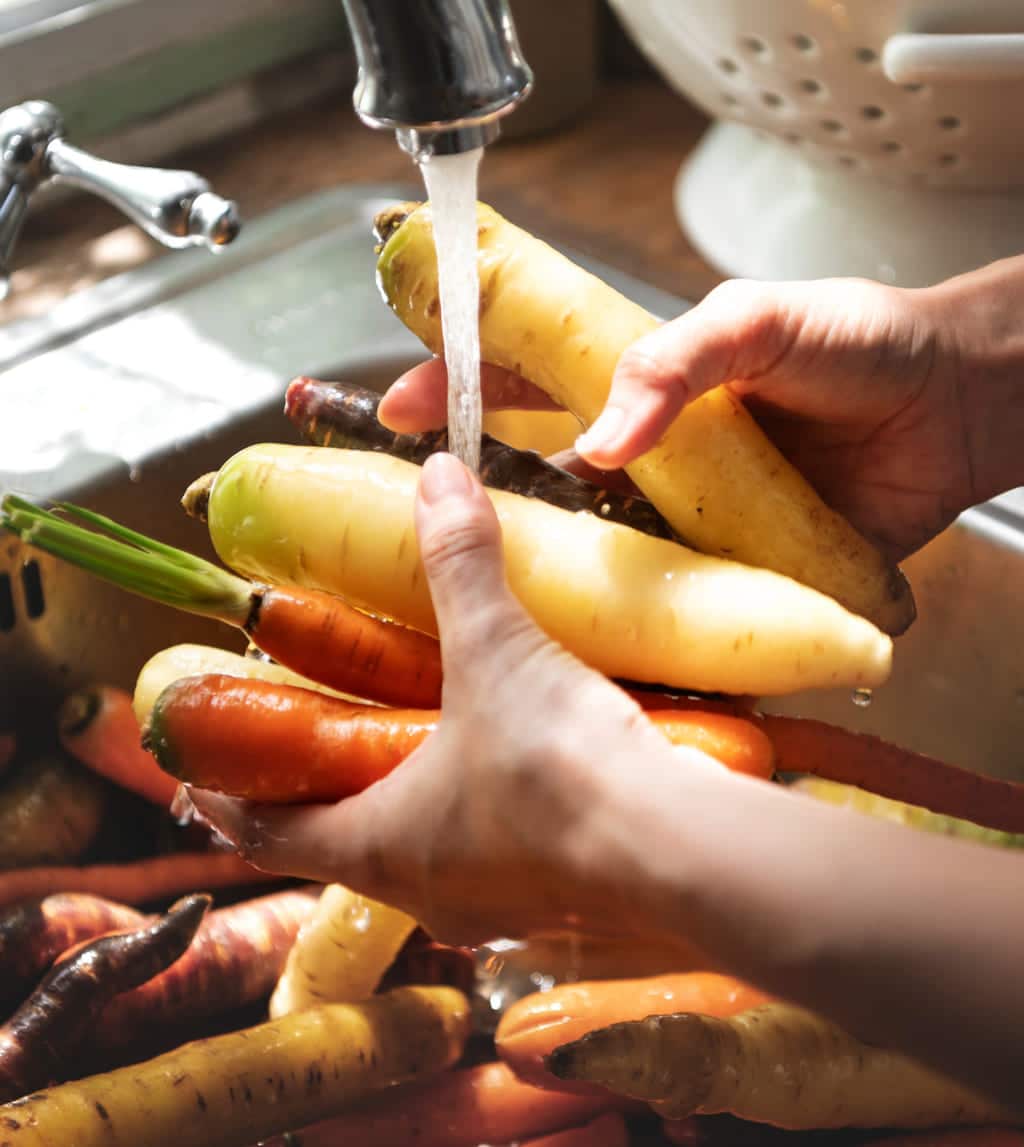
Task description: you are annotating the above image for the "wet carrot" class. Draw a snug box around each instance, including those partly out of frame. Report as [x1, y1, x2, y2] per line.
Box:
[0, 853, 274, 911]
[0, 894, 209, 1101]
[59, 685, 179, 807]
[250, 584, 443, 708]
[759, 713, 1024, 835]
[497, 973, 772, 1095]
[146, 676, 775, 803]
[146, 675, 437, 803]
[261, 1061, 634, 1147]
[0, 894, 144, 1016]
[1, 496, 442, 709]
[646, 711, 774, 781]
[524, 1113, 631, 1147]
[93, 887, 318, 1050]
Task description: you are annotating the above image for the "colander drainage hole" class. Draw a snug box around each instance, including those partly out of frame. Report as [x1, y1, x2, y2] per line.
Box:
[789, 33, 816, 54]
[938, 115, 961, 131]
[717, 57, 739, 74]
[881, 140, 903, 153]
[798, 78, 824, 96]
[740, 36, 768, 56]
[761, 91, 784, 108]
[860, 105, 885, 121]
[21, 560, 44, 620]
[855, 47, 878, 64]
[0, 574, 14, 632]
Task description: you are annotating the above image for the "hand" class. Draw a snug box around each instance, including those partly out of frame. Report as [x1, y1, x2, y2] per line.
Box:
[379, 269, 1024, 562]
[190, 453, 725, 948]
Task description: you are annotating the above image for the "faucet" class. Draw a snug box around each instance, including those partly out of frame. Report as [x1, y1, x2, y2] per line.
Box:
[0, 100, 240, 294]
[340, 0, 533, 160]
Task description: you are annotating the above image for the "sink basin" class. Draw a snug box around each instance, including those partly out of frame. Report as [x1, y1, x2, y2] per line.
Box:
[2, 184, 1023, 781]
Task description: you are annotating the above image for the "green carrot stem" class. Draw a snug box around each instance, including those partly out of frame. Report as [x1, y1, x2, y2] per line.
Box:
[0, 494, 252, 624]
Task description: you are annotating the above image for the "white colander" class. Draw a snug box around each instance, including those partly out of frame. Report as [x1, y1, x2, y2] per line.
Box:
[606, 0, 1024, 285]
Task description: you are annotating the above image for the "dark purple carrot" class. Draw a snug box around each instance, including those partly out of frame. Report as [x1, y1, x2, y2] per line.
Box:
[279, 376, 677, 542]
[0, 893, 210, 1101]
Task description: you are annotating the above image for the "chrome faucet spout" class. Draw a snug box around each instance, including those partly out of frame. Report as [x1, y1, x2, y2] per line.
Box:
[340, 0, 532, 160]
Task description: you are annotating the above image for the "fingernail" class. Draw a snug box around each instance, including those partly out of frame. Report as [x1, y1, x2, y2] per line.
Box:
[575, 406, 626, 459]
[420, 452, 474, 505]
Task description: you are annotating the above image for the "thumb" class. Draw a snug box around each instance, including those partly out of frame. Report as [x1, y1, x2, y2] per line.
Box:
[415, 453, 536, 670]
[575, 280, 788, 470]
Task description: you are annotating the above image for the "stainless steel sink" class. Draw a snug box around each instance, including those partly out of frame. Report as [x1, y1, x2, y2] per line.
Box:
[2, 184, 1023, 781]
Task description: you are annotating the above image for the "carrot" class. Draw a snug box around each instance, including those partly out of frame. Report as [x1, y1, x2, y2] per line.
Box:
[0, 893, 144, 1016]
[0, 985, 470, 1147]
[1, 494, 444, 709]
[0, 894, 210, 1102]
[147, 675, 436, 803]
[545, 1002, 1012, 1127]
[377, 932, 477, 997]
[92, 887, 317, 1050]
[497, 974, 772, 1094]
[759, 713, 1024, 836]
[0, 733, 14, 776]
[523, 1112, 631, 1147]
[146, 675, 775, 802]
[283, 376, 676, 541]
[868, 1131, 1024, 1147]
[646, 711, 774, 780]
[0, 852, 275, 911]
[260, 1060, 635, 1147]
[0, 750, 109, 871]
[59, 685, 179, 807]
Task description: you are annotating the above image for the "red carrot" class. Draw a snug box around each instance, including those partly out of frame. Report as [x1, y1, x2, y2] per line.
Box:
[758, 713, 1024, 835]
[0, 853, 275, 911]
[0, 893, 144, 1015]
[59, 685, 179, 807]
[262, 1061, 635, 1147]
[93, 887, 318, 1049]
[146, 676, 776, 803]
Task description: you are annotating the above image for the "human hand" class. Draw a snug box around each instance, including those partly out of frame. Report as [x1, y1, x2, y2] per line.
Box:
[379, 274, 1006, 563]
[189, 453, 726, 947]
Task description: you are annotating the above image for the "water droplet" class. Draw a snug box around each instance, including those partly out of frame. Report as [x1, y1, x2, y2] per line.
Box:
[0, 275, 10, 302]
[128, 466, 142, 483]
[346, 902, 372, 933]
[170, 784, 195, 826]
[851, 687, 873, 708]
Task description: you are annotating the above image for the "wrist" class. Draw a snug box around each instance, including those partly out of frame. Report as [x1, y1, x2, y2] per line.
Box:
[929, 256, 1024, 501]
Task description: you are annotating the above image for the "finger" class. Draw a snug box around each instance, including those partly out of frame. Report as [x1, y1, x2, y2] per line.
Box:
[545, 449, 643, 496]
[189, 785, 396, 897]
[415, 453, 542, 671]
[575, 281, 788, 470]
[379, 359, 561, 433]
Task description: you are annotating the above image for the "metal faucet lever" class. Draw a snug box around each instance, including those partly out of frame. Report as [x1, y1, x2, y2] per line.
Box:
[0, 100, 240, 291]
[340, 0, 533, 159]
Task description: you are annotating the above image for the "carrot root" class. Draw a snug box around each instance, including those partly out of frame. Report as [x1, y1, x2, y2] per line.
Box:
[0, 853, 276, 912]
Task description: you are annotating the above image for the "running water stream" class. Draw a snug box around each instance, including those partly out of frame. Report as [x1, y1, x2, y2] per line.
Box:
[419, 148, 484, 473]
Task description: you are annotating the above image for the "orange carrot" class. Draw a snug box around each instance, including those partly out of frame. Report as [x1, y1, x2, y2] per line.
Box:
[250, 584, 443, 708]
[646, 711, 774, 781]
[758, 713, 1024, 835]
[147, 675, 438, 803]
[0, 853, 275, 911]
[93, 887, 318, 1050]
[523, 1112, 631, 1147]
[146, 676, 775, 803]
[0, 893, 144, 1015]
[261, 1061, 635, 1147]
[496, 973, 772, 1094]
[1, 497, 443, 709]
[59, 685, 179, 807]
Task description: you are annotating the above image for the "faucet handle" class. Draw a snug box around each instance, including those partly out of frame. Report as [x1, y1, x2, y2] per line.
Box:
[0, 99, 240, 289]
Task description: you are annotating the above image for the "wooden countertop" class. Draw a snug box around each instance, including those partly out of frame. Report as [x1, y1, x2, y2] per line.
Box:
[1, 80, 720, 325]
